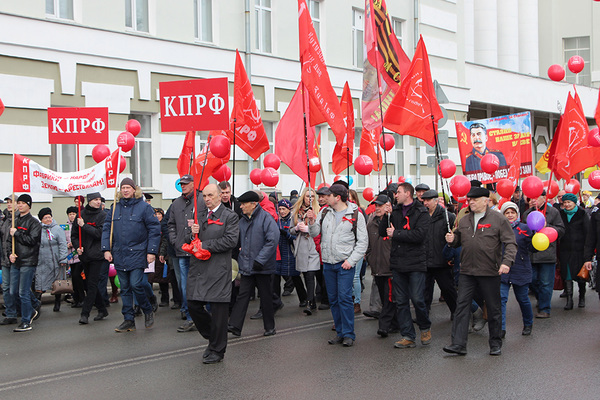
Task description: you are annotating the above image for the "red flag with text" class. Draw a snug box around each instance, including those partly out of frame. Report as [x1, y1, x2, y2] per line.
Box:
[332, 83, 355, 175]
[383, 36, 443, 147]
[359, 127, 383, 172]
[193, 131, 230, 190]
[177, 131, 195, 177]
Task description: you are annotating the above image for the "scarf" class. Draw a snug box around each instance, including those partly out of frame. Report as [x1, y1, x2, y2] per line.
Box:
[565, 207, 577, 222]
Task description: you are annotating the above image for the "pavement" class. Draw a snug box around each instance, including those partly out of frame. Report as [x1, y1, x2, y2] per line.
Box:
[0, 278, 599, 400]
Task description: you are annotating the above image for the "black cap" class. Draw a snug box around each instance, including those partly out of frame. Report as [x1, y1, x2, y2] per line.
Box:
[17, 194, 32, 208]
[421, 189, 439, 200]
[329, 183, 348, 199]
[332, 179, 349, 190]
[467, 187, 490, 198]
[373, 194, 390, 205]
[66, 206, 78, 215]
[415, 183, 430, 191]
[386, 183, 398, 194]
[87, 192, 101, 202]
[38, 207, 52, 220]
[238, 191, 260, 203]
[179, 174, 193, 184]
[143, 193, 154, 200]
[470, 179, 482, 188]
[316, 186, 331, 195]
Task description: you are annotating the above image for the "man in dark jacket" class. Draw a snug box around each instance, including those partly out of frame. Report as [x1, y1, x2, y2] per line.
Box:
[102, 178, 160, 332]
[443, 187, 517, 356]
[3, 194, 42, 331]
[72, 192, 109, 325]
[228, 191, 279, 337]
[0, 196, 13, 320]
[379, 183, 432, 349]
[189, 184, 239, 364]
[421, 190, 457, 317]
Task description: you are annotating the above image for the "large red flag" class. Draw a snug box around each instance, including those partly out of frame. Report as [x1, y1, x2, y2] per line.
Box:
[192, 131, 230, 190]
[359, 127, 383, 172]
[595, 88, 600, 127]
[549, 91, 600, 180]
[298, 0, 345, 142]
[274, 84, 316, 186]
[332, 83, 355, 175]
[383, 36, 443, 147]
[0, 98, 4, 117]
[225, 50, 270, 160]
[177, 131, 195, 177]
[362, 0, 410, 130]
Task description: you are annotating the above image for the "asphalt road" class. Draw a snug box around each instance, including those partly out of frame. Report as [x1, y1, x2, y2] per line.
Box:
[0, 277, 599, 400]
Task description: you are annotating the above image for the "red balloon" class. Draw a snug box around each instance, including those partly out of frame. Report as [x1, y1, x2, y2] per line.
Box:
[480, 153, 500, 174]
[589, 170, 600, 190]
[210, 135, 230, 159]
[438, 159, 456, 179]
[354, 155, 374, 175]
[117, 132, 135, 152]
[261, 167, 279, 187]
[522, 176, 544, 199]
[309, 157, 321, 173]
[363, 187, 375, 202]
[379, 133, 395, 151]
[449, 175, 470, 198]
[263, 153, 281, 170]
[564, 179, 581, 194]
[397, 176, 405, 183]
[542, 180, 559, 198]
[250, 169, 262, 185]
[212, 164, 231, 182]
[588, 127, 600, 147]
[125, 119, 141, 136]
[539, 227, 558, 243]
[496, 179, 515, 199]
[119, 156, 127, 173]
[568, 56, 585, 74]
[547, 64, 565, 81]
[92, 144, 111, 163]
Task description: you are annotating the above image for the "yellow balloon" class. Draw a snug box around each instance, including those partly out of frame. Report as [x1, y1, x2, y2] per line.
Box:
[532, 232, 549, 251]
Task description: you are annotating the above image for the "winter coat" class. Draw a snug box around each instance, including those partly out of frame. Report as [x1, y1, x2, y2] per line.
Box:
[187, 205, 239, 303]
[64, 220, 79, 265]
[290, 213, 320, 273]
[168, 192, 206, 257]
[379, 201, 431, 273]
[101, 187, 161, 271]
[450, 206, 517, 276]
[365, 213, 392, 276]
[161, 205, 177, 258]
[558, 207, 589, 281]
[522, 204, 565, 264]
[1, 209, 12, 268]
[72, 204, 107, 262]
[426, 205, 456, 269]
[10, 212, 42, 268]
[238, 205, 279, 275]
[276, 214, 298, 276]
[309, 202, 368, 267]
[36, 219, 68, 291]
[501, 222, 534, 286]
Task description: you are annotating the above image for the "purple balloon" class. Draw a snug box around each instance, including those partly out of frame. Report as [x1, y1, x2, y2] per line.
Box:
[527, 210, 545, 232]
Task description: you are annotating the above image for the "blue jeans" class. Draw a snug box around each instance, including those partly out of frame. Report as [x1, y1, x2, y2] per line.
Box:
[116, 268, 152, 321]
[353, 258, 364, 304]
[323, 262, 355, 340]
[133, 273, 154, 306]
[9, 265, 39, 324]
[174, 257, 192, 321]
[392, 270, 431, 341]
[531, 263, 555, 314]
[500, 282, 534, 330]
[2, 266, 17, 317]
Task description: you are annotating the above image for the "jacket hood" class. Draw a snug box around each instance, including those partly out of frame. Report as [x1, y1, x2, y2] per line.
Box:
[41, 219, 58, 229]
[116, 185, 144, 201]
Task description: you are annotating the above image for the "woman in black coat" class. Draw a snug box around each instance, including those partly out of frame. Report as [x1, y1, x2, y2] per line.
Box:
[558, 193, 590, 309]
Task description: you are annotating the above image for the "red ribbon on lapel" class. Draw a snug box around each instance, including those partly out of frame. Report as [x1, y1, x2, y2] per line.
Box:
[207, 219, 223, 226]
[516, 227, 529, 236]
[342, 217, 356, 223]
[403, 216, 410, 230]
[477, 223, 491, 229]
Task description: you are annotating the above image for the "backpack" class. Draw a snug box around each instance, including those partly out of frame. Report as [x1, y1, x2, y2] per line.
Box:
[319, 206, 359, 242]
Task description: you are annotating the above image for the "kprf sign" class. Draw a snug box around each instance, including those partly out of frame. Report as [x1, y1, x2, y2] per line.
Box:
[159, 77, 229, 132]
[48, 107, 109, 144]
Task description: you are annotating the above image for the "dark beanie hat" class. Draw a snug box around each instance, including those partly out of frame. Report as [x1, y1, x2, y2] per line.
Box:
[66, 206, 78, 215]
[87, 192, 102, 202]
[120, 177, 136, 188]
[17, 194, 32, 208]
[38, 207, 52, 220]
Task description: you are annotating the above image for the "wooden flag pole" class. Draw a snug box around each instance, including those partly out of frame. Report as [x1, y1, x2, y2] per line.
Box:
[109, 148, 122, 249]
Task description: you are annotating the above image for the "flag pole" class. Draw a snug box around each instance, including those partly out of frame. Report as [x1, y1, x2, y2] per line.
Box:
[373, 47, 389, 187]
[109, 148, 122, 249]
[346, 147, 350, 185]
[11, 155, 15, 256]
[76, 143, 82, 249]
[195, 135, 213, 226]
[232, 119, 237, 196]
[299, 73, 312, 199]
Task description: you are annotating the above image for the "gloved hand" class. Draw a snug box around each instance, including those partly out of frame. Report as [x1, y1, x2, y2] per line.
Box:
[253, 260, 264, 271]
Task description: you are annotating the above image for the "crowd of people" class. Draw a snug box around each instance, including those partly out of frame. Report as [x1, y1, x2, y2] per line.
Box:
[1, 175, 599, 364]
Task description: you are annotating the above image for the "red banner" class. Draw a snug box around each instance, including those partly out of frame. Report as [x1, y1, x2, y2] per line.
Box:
[159, 78, 229, 132]
[47, 107, 109, 145]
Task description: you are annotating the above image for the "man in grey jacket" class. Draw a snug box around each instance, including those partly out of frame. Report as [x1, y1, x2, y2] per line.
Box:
[306, 184, 368, 347]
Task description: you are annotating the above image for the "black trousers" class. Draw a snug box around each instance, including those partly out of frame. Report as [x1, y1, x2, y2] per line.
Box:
[316, 265, 329, 305]
[273, 275, 306, 303]
[168, 256, 182, 305]
[188, 301, 229, 357]
[424, 268, 458, 314]
[374, 275, 399, 331]
[81, 259, 108, 317]
[70, 262, 85, 304]
[229, 274, 275, 332]
[303, 271, 316, 304]
[451, 274, 502, 349]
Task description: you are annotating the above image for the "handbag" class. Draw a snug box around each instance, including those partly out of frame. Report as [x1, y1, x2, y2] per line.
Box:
[48, 231, 74, 295]
[577, 264, 591, 282]
[553, 267, 564, 291]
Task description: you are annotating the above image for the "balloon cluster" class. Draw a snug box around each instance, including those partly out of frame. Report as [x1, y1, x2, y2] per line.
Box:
[547, 56, 585, 82]
[250, 153, 281, 187]
[91, 119, 142, 173]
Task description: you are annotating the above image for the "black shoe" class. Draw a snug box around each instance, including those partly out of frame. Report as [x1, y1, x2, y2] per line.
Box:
[328, 335, 344, 345]
[94, 311, 109, 321]
[227, 325, 241, 337]
[522, 325, 532, 336]
[443, 344, 467, 355]
[203, 348, 211, 359]
[299, 301, 308, 308]
[318, 304, 330, 310]
[377, 329, 388, 338]
[250, 310, 263, 320]
[115, 320, 136, 332]
[71, 302, 83, 308]
[263, 329, 276, 336]
[134, 306, 142, 316]
[53, 300, 61, 312]
[501, 330, 506, 339]
[79, 315, 89, 325]
[32, 307, 40, 322]
[303, 307, 313, 316]
[13, 322, 32, 332]
[489, 346, 502, 356]
[144, 312, 154, 328]
[363, 311, 381, 319]
[0, 317, 18, 325]
[151, 296, 159, 313]
[275, 303, 284, 314]
[342, 337, 354, 347]
[578, 297, 586, 308]
[203, 352, 223, 364]
[177, 320, 196, 332]
[180, 311, 187, 320]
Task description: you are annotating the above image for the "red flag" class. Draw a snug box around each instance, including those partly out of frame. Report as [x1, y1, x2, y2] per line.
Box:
[298, 0, 345, 142]
[362, 0, 410, 130]
[383, 36, 443, 147]
[548, 91, 600, 180]
[274, 84, 316, 186]
[332, 83, 355, 175]
[595, 88, 600, 128]
[177, 131, 195, 177]
[192, 131, 230, 190]
[0, 98, 4, 117]
[359, 127, 383, 172]
[225, 50, 270, 160]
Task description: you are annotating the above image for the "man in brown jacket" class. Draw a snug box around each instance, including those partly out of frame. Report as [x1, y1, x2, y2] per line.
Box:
[443, 187, 517, 356]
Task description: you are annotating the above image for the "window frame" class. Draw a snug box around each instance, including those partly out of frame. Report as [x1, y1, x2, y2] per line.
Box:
[129, 113, 154, 189]
[45, 0, 74, 20]
[563, 36, 591, 86]
[194, 0, 213, 43]
[352, 8, 364, 68]
[125, 0, 150, 33]
[255, 0, 272, 54]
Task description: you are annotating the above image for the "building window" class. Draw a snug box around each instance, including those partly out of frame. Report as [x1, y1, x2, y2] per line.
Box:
[352, 8, 364, 68]
[255, 0, 272, 53]
[392, 18, 404, 48]
[564, 36, 591, 86]
[125, 0, 149, 33]
[129, 114, 153, 188]
[194, 0, 213, 42]
[46, 0, 73, 20]
[50, 144, 77, 172]
[308, 0, 321, 41]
